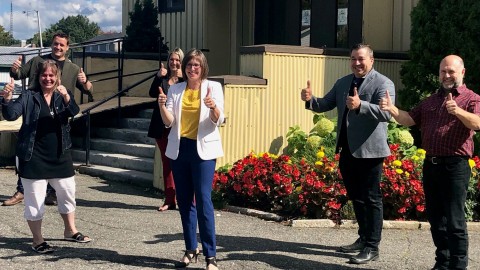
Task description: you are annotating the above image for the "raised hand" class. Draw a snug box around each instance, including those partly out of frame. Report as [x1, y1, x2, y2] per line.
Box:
[77, 68, 87, 84]
[379, 90, 394, 112]
[11, 56, 22, 73]
[160, 63, 167, 77]
[1, 78, 15, 101]
[175, 64, 182, 78]
[301, 80, 312, 101]
[346, 87, 361, 110]
[158, 87, 167, 106]
[203, 86, 216, 109]
[445, 92, 459, 115]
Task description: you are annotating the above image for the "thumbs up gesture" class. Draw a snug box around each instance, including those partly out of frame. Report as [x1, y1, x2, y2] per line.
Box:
[301, 80, 312, 101]
[445, 92, 459, 115]
[157, 87, 167, 106]
[203, 85, 216, 110]
[160, 63, 167, 77]
[77, 68, 87, 84]
[379, 90, 394, 112]
[11, 56, 23, 73]
[346, 86, 360, 110]
[1, 78, 15, 101]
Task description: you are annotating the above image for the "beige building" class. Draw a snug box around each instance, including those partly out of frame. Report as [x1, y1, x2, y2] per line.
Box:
[120, 0, 418, 176]
[122, 0, 419, 76]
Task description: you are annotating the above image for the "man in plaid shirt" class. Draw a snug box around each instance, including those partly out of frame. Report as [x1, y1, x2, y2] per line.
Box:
[380, 55, 480, 270]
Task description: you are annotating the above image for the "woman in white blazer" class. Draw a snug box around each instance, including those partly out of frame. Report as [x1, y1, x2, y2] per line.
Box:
[158, 49, 224, 270]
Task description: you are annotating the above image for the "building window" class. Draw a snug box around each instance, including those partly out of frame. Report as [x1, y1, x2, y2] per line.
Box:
[158, 0, 185, 13]
[301, 0, 311, 46]
[336, 0, 349, 48]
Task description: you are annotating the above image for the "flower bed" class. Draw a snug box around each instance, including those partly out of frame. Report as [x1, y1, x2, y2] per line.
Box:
[213, 115, 480, 222]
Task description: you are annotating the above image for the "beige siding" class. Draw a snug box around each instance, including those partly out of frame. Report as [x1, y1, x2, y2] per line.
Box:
[392, 0, 420, 51]
[218, 84, 268, 166]
[158, 0, 205, 52]
[122, 0, 205, 52]
[363, 0, 394, 50]
[239, 54, 264, 78]
[363, 0, 419, 51]
[222, 50, 405, 167]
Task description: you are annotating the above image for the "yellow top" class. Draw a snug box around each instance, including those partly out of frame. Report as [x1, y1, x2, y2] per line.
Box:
[180, 87, 201, 140]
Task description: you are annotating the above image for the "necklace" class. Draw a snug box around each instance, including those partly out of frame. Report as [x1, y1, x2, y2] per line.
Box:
[43, 92, 55, 118]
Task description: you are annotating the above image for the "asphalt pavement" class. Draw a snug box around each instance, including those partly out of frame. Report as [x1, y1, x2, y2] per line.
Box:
[1, 167, 479, 270]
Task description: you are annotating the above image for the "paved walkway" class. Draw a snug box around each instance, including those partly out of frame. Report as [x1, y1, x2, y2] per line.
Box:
[0, 167, 479, 270]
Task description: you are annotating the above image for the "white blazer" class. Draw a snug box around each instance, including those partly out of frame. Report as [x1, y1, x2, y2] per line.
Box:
[164, 79, 225, 160]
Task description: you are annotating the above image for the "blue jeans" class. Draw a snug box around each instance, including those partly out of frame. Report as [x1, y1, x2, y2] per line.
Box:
[171, 138, 217, 257]
[16, 176, 55, 195]
[423, 157, 470, 270]
[339, 148, 384, 249]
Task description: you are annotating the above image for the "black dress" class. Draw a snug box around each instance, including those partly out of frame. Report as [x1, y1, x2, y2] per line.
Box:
[18, 96, 74, 179]
[147, 75, 183, 139]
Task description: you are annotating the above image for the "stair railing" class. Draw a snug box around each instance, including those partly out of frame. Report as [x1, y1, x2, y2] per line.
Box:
[79, 71, 157, 166]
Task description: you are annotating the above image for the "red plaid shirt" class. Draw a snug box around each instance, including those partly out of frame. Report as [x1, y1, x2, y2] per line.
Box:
[409, 84, 480, 157]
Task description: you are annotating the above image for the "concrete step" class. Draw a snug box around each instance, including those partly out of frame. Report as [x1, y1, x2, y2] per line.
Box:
[72, 137, 155, 158]
[92, 127, 155, 144]
[138, 109, 154, 119]
[119, 118, 151, 131]
[71, 149, 154, 173]
[74, 163, 153, 188]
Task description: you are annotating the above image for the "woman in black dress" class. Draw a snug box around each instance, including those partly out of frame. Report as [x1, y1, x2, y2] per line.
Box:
[148, 48, 184, 211]
[1, 60, 91, 254]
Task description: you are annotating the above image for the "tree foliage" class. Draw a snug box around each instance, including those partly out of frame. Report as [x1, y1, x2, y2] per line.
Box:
[399, 0, 480, 110]
[38, 15, 100, 47]
[124, 0, 169, 53]
[0, 25, 17, 46]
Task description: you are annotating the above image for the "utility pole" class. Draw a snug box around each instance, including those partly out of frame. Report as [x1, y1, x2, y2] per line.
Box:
[23, 10, 43, 49]
[9, 1, 13, 36]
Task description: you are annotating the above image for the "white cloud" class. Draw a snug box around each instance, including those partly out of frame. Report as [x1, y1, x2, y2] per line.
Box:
[0, 0, 122, 41]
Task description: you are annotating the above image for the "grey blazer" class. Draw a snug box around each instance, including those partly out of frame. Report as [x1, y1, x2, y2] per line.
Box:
[306, 68, 395, 158]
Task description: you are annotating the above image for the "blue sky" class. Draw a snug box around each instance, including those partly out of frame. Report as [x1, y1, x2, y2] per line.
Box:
[0, 0, 122, 41]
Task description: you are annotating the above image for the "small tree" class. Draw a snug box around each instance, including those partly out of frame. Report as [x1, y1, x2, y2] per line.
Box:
[0, 25, 17, 46]
[124, 0, 169, 53]
[42, 15, 100, 46]
[399, 0, 480, 110]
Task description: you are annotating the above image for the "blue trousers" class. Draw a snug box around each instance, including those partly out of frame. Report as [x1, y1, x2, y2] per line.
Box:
[339, 148, 384, 249]
[423, 158, 470, 270]
[171, 138, 217, 257]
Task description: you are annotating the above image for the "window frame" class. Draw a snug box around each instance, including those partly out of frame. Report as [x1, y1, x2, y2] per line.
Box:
[158, 0, 185, 13]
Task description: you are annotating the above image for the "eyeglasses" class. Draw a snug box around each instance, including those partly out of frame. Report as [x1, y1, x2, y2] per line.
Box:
[186, 63, 201, 69]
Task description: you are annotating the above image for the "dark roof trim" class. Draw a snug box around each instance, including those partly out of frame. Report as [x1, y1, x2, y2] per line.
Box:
[208, 75, 267, 86]
[240, 44, 409, 60]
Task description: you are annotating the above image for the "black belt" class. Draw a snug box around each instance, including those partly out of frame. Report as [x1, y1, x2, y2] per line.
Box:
[425, 156, 468, 165]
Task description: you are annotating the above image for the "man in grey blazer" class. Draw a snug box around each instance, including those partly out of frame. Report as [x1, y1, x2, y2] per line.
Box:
[301, 43, 395, 264]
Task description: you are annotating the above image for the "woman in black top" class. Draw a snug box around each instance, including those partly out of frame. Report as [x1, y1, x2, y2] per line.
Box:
[1, 60, 91, 254]
[148, 48, 184, 211]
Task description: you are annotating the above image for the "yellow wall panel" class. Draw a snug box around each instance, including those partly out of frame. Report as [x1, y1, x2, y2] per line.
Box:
[219, 49, 406, 167]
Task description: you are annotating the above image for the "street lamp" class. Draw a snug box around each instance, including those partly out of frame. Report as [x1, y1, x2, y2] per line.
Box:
[23, 10, 43, 49]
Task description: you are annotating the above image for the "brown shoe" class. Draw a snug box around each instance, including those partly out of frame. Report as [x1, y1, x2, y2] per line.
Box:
[2, 191, 24, 206]
[45, 192, 58, 206]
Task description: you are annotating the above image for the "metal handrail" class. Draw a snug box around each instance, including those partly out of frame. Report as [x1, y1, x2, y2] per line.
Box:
[81, 72, 156, 115]
[90, 69, 158, 83]
[80, 71, 157, 166]
[2, 36, 162, 167]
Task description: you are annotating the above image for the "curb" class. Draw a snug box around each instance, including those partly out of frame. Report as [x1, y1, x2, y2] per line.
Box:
[223, 205, 480, 231]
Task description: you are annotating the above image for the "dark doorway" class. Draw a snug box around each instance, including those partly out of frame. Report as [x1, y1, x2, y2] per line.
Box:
[254, 0, 301, 45]
[310, 0, 363, 49]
